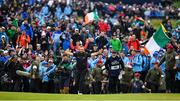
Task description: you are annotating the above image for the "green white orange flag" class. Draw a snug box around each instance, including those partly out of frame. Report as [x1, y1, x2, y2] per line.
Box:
[84, 11, 99, 24]
[144, 24, 170, 55]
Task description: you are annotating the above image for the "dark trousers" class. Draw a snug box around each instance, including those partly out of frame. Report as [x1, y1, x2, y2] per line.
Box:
[30, 79, 41, 93]
[175, 80, 180, 93]
[165, 70, 176, 92]
[92, 81, 102, 94]
[42, 80, 54, 93]
[108, 76, 118, 94]
[141, 71, 148, 82]
[120, 83, 130, 93]
[22, 78, 29, 92]
[75, 69, 87, 94]
[147, 82, 159, 93]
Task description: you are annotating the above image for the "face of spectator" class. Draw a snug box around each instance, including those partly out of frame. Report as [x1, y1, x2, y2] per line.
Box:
[154, 64, 159, 69]
[79, 46, 85, 53]
[131, 50, 136, 56]
[132, 35, 136, 41]
[112, 52, 117, 58]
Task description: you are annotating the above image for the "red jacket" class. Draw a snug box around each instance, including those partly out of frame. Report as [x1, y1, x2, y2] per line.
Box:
[98, 21, 110, 32]
[128, 39, 140, 51]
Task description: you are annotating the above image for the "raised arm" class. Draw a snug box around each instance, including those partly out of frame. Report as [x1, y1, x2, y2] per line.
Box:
[64, 50, 74, 56]
[91, 49, 103, 57]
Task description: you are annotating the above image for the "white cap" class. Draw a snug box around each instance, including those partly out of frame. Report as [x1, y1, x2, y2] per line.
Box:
[4, 50, 8, 54]
[33, 65, 37, 70]
[47, 26, 51, 29]
[1, 35, 5, 38]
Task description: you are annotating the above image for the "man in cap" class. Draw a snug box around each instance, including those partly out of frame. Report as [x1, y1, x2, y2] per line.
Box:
[159, 44, 177, 93]
[105, 50, 125, 93]
[145, 62, 163, 93]
[120, 64, 134, 93]
[92, 60, 103, 94]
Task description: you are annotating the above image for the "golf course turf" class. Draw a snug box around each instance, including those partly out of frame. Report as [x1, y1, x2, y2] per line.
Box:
[0, 92, 180, 101]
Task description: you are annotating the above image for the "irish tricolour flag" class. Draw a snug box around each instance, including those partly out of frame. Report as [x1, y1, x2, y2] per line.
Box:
[144, 24, 170, 55]
[84, 11, 99, 24]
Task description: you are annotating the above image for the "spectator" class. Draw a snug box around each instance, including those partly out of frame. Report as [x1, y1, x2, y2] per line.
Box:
[159, 44, 177, 93]
[16, 30, 31, 48]
[110, 33, 122, 52]
[92, 60, 103, 94]
[145, 62, 163, 93]
[105, 50, 124, 93]
[120, 65, 134, 93]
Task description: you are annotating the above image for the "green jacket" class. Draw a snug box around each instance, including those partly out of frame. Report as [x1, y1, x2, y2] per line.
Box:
[110, 38, 122, 52]
[92, 66, 103, 82]
[121, 68, 134, 85]
[145, 68, 162, 85]
[159, 51, 176, 70]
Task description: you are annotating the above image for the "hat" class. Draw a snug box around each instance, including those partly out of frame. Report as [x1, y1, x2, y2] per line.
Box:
[1, 35, 5, 38]
[97, 60, 103, 64]
[112, 50, 117, 53]
[153, 51, 159, 57]
[47, 26, 51, 29]
[135, 73, 141, 77]
[154, 62, 159, 65]
[3, 50, 8, 54]
[126, 64, 132, 68]
[112, 33, 116, 36]
[166, 44, 174, 49]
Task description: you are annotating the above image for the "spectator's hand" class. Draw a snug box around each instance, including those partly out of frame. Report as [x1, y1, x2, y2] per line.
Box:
[160, 82, 163, 85]
[99, 48, 103, 53]
[144, 82, 147, 86]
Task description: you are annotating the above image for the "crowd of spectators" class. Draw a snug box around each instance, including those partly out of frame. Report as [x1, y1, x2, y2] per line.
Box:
[0, 0, 179, 94]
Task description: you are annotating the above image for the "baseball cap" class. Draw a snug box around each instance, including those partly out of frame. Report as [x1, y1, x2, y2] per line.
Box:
[135, 73, 141, 77]
[166, 44, 174, 49]
[97, 60, 103, 64]
[154, 62, 159, 65]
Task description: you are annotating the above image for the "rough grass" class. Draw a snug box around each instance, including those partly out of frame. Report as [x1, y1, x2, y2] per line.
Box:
[0, 92, 180, 100]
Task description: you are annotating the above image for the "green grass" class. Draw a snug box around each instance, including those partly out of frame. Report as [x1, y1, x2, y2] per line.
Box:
[0, 92, 180, 100]
[150, 19, 178, 29]
[173, 0, 180, 8]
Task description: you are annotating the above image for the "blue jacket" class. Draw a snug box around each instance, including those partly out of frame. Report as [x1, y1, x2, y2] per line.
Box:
[55, 6, 63, 20]
[122, 56, 130, 66]
[21, 11, 28, 20]
[62, 39, 70, 50]
[132, 53, 143, 72]
[150, 57, 159, 69]
[88, 58, 106, 68]
[52, 31, 62, 43]
[40, 64, 56, 82]
[28, 0, 35, 6]
[64, 5, 72, 16]
[41, 5, 49, 16]
[20, 24, 34, 39]
[141, 55, 149, 71]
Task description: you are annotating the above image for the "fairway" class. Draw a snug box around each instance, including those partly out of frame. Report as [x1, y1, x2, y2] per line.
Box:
[0, 92, 180, 101]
